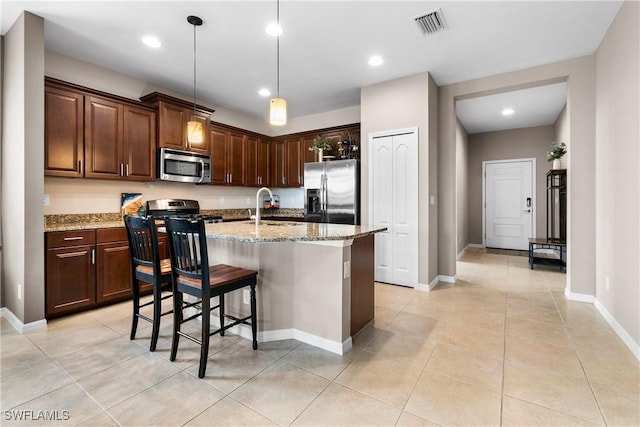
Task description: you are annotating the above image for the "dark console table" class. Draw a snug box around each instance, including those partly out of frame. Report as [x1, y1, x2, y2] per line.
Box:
[528, 238, 566, 271]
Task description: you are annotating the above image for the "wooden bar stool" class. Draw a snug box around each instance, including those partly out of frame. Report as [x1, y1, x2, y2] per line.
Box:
[124, 215, 173, 351]
[164, 217, 258, 378]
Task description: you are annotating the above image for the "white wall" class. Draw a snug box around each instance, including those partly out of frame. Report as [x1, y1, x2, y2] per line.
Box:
[594, 0, 639, 349]
[1, 12, 45, 323]
[554, 104, 569, 170]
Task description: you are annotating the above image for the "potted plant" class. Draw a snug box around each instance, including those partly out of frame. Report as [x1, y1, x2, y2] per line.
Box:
[548, 141, 567, 170]
[309, 136, 333, 162]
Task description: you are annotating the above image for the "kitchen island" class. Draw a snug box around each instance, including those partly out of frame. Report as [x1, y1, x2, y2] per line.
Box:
[202, 220, 386, 355]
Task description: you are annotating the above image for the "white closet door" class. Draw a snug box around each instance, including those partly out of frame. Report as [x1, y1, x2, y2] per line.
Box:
[391, 133, 418, 286]
[372, 136, 393, 284]
[371, 130, 418, 287]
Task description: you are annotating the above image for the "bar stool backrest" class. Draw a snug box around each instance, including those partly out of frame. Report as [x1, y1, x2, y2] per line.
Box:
[124, 215, 162, 277]
[165, 217, 211, 299]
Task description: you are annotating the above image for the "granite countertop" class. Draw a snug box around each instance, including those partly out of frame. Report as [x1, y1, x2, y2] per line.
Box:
[44, 209, 304, 232]
[203, 220, 387, 243]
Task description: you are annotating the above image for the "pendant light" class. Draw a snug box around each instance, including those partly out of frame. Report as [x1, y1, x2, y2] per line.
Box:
[269, 0, 287, 126]
[187, 15, 204, 143]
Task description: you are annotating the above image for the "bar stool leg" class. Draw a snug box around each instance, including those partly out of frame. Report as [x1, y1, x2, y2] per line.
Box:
[198, 297, 211, 378]
[219, 295, 225, 336]
[150, 283, 162, 352]
[250, 283, 258, 350]
[130, 279, 141, 341]
[170, 291, 183, 362]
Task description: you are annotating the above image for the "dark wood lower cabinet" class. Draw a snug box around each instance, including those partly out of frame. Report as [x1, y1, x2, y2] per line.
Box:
[96, 228, 132, 303]
[46, 227, 146, 318]
[46, 230, 97, 317]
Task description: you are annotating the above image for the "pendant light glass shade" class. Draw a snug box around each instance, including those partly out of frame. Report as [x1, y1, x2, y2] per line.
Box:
[269, 97, 287, 126]
[187, 119, 204, 143]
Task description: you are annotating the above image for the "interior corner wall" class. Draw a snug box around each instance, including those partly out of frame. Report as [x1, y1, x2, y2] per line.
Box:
[467, 126, 554, 245]
[439, 56, 595, 295]
[0, 35, 4, 308]
[1, 12, 45, 323]
[554, 104, 569, 170]
[594, 0, 640, 347]
[360, 72, 432, 286]
[427, 74, 438, 283]
[455, 120, 469, 254]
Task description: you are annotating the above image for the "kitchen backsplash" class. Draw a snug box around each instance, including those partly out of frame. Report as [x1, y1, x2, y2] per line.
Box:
[44, 176, 304, 215]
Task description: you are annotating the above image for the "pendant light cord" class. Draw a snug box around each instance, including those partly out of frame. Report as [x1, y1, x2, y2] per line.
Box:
[276, 0, 280, 98]
[192, 22, 197, 114]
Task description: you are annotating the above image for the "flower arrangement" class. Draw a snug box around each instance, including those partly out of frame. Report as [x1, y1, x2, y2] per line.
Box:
[547, 142, 567, 161]
[308, 135, 333, 153]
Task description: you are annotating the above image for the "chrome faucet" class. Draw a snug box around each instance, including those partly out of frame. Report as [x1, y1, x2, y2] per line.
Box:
[255, 187, 274, 226]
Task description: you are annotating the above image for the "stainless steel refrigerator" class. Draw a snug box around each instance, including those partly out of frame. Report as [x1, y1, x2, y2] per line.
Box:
[304, 159, 360, 224]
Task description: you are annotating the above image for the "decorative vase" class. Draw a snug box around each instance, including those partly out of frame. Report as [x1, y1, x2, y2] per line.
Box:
[552, 158, 562, 170]
[317, 148, 324, 162]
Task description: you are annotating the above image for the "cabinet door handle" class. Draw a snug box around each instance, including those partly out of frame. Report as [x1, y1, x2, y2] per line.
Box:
[78, 160, 83, 174]
[120, 163, 124, 176]
[91, 248, 95, 265]
[229, 173, 232, 183]
[126, 164, 130, 176]
[63, 236, 84, 241]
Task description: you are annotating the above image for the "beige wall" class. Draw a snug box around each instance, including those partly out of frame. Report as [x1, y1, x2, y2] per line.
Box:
[554, 104, 569, 169]
[1, 12, 45, 323]
[439, 56, 595, 296]
[594, 0, 639, 346]
[427, 76, 439, 282]
[455, 120, 469, 254]
[361, 72, 437, 287]
[467, 126, 554, 245]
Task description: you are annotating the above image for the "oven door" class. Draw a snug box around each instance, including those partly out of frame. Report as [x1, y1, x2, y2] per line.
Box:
[158, 148, 211, 183]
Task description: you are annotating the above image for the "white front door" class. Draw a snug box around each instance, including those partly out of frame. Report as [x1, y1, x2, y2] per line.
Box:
[484, 160, 534, 250]
[370, 129, 418, 287]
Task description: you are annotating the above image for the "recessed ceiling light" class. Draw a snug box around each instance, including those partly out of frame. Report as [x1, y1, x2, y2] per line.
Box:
[368, 55, 383, 66]
[142, 36, 162, 48]
[502, 108, 515, 116]
[265, 23, 283, 36]
[258, 88, 271, 97]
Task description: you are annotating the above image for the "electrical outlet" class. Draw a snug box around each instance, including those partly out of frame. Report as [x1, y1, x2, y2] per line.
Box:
[243, 289, 250, 304]
[18, 284, 22, 300]
[430, 195, 435, 206]
[43, 194, 50, 206]
[343, 261, 351, 279]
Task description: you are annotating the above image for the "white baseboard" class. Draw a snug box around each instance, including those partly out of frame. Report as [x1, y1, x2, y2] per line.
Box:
[564, 288, 595, 303]
[260, 328, 351, 355]
[438, 275, 456, 284]
[416, 276, 439, 292]
[594, 298, 640, 361]
[468, 243, 484, 248]
[457, 245, 468, 260]
[208, 315, 350, 355]
[0, 307, 47, 334]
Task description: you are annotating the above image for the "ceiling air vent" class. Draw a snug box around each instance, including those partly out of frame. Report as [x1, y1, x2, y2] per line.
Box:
[414, 8, 448, 35]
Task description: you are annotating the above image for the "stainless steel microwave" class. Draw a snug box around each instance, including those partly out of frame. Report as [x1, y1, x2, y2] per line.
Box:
[157, 148, 211, 184]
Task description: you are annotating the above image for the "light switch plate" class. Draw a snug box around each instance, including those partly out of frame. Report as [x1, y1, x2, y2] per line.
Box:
[343, 261, 351, 279]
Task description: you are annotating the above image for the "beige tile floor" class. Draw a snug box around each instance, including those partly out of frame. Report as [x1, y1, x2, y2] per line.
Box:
[1, 251, 639, 426]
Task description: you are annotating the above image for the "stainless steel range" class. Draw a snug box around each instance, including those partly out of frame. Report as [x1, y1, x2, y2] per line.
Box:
[146, 199, 223, 223]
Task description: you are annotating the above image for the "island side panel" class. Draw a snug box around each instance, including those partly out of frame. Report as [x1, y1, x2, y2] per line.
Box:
[206, 238, 349, 351]
[350, 234, 375, 335]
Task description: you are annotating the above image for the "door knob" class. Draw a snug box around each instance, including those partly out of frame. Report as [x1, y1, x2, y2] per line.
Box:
[524, 209, 531, 213]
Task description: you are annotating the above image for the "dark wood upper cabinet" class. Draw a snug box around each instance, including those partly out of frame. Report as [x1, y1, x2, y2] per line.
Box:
[85, 95, 123, 179]
[228, 131, 246, 186]
[210, 126, 228, 185]
[270, 140, 286, 187]
[246, 136, 269, 187]
[285, 138, 303, 187]
[45, 86, 84, 177]
[140, 92, 213, 155]
[123, 106, 156, 181]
